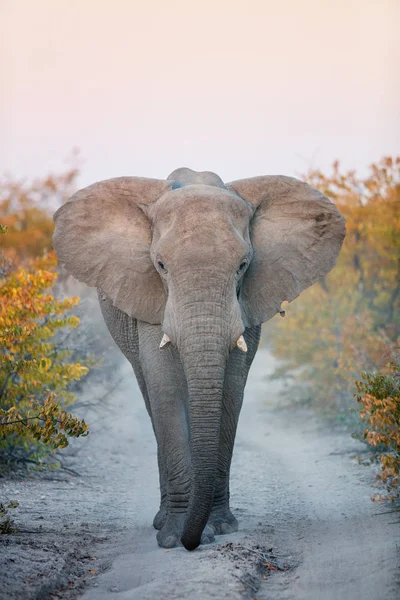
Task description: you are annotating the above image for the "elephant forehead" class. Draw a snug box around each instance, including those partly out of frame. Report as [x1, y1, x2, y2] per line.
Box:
[153, 202, 250, 265]
[154, 185, 253, 223]
[158, 224, 249, 266]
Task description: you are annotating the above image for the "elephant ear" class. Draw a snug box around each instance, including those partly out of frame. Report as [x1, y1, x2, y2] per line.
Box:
[227, 176, 346, 326]
[53, 177, 173, 324]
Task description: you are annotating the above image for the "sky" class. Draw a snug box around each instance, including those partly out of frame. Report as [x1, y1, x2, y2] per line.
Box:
[1, 0, 399, 189]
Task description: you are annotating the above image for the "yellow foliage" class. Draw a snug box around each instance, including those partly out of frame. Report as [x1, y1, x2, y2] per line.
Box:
[0, 250, 89, 469]
[0, 166, 79, 263]
[265, 155, 400, 499]
[356, 362, 400, 501]
[266, 156, 400, 413]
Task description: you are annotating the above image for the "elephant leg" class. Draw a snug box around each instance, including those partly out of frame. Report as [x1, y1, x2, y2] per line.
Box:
[137, 322, 214, 548]
[209, 325, 261, 535]
[131, 344, 168, 530]
[134, 366, 168, 530]
[97, 293, 168, 528]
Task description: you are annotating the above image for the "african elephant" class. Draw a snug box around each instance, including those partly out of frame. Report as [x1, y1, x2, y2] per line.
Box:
[53, 167, 345, 551]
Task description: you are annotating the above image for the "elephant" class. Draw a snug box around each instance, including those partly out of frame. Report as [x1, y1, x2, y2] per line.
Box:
[52, 167, 346, 551]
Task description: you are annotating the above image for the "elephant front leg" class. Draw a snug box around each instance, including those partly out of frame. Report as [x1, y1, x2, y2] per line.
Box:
[144, 380, 191, 545]
[151, 405, 215, 548]
[208, 382, 242, 535]
[210, 326, 261, 535]
[138, 323, 214, 548]
[153, 400, 214, 548]
[155, 438, 190, 548]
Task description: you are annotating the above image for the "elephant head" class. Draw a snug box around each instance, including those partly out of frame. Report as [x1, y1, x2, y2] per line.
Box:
[53, 167, 345, 550]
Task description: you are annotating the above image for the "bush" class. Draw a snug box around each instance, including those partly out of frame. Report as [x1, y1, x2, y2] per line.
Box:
[265, 156, 400, 417]
[0, 249, 90, 471]
[356, 360, 400, 502]
[0, 165, 78, 263]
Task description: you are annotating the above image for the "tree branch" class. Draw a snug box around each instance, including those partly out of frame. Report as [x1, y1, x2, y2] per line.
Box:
[0, 413, 63, 426]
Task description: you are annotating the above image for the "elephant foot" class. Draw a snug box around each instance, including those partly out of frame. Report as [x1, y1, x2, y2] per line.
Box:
[156, 514, 215, 548]
[153, 505, 167, 530]
[208, 506, 238, 535]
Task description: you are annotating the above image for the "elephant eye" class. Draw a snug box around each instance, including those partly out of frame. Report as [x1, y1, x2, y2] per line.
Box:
[237, 261, 247, 274]
[158, 261, 166, 271]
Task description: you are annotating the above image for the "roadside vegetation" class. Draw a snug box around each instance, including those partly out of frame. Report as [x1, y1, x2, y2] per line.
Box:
[265, 156, 400, 500]
[355, 359, 400, 502]
[0, 167, 91, 472]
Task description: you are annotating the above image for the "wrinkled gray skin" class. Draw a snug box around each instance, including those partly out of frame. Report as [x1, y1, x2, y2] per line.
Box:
[53, 167, 346, 551]
[98, 293, 261, 550]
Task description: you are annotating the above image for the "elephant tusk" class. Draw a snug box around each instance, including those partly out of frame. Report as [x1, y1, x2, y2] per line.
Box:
[159, 333, 171, 349]
[236, 335, 247, 353]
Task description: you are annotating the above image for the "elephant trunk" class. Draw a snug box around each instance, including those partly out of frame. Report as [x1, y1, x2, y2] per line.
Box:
[175, 300, 230, 551]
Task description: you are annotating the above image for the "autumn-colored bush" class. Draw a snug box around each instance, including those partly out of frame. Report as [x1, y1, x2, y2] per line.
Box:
[0, 162, 90, 470]
[356, 359, 400, 501]
[266, 156, 400, 417]
[0, 248, 90, 470]
[0, 164, 79, 264]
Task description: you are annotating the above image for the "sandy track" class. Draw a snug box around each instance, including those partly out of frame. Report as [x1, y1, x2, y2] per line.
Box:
[1, 348, 399, 599]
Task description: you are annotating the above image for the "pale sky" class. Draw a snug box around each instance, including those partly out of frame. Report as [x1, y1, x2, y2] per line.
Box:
[1, 0, 399, 188]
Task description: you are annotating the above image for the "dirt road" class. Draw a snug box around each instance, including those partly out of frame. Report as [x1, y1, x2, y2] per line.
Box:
[1, 347, 399, 599]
